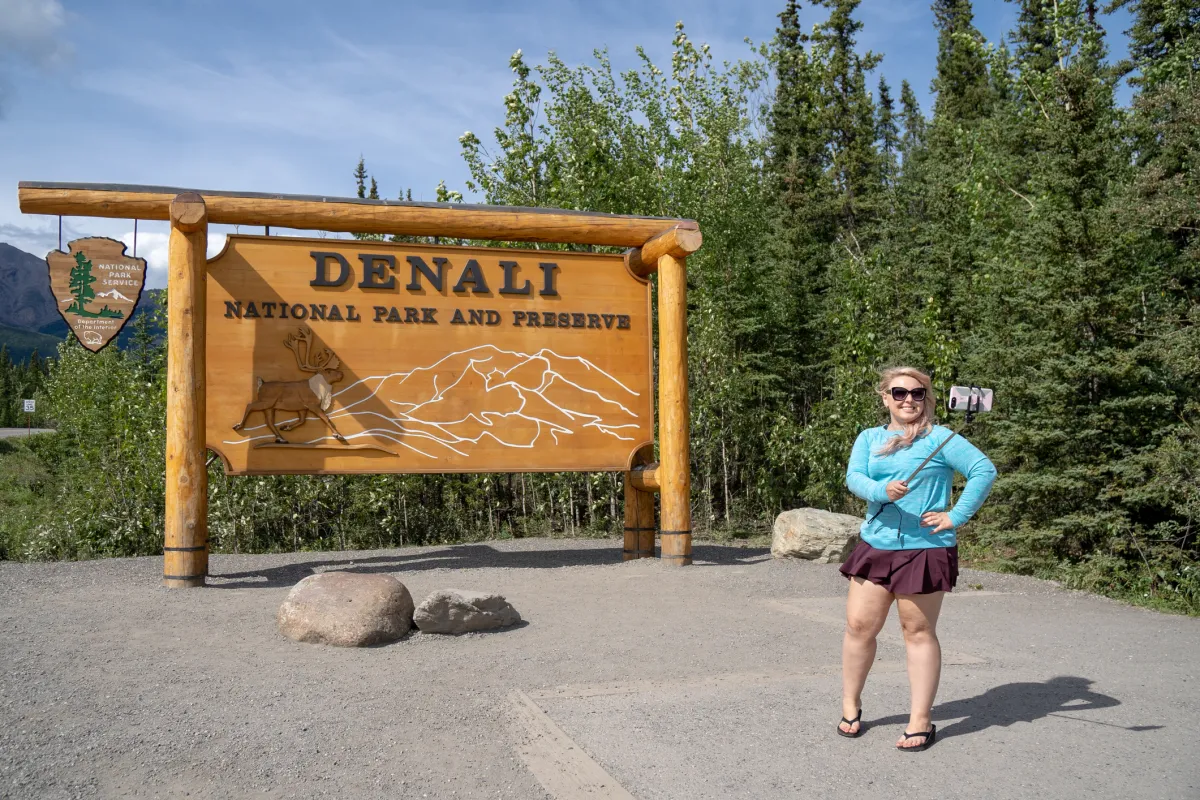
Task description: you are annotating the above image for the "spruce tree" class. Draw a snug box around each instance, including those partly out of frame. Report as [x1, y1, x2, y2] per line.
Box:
[1009, 0, 1059, 73]
[932, 0, 992, 123]
[1100, 0, 1200, 602]
[961, 2, 1159, 572]
[1109, 0, 1200, 90]
[354, 157, 368, 199]
[876, 77, 900, 188]
[898, 80, 927, 162]
[812, 0, 884, 233]
[763, 0, 836, 421]
[0, 344, 12, 427]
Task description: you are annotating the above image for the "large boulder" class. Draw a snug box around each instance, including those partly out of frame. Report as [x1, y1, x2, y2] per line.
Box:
[277, 571, 414, 647]
[414, 589, 522, 634]
[772, 508, 861, 563]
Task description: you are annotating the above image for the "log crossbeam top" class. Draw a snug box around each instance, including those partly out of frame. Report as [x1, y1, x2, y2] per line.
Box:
[18, 181, 699, 249]
[623, 225, 703, 277]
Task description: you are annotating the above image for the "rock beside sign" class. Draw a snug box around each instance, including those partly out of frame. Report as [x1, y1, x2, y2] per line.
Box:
[414, 589, 522, 634]
[771, 508, 861, 564]
[277, 572, 414, 647]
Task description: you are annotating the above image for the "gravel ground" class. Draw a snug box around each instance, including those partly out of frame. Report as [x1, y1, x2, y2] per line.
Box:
[0, 537, 1196, 799]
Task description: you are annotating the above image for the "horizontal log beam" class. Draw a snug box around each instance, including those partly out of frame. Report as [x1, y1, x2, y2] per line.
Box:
[629, 463, 660, 493]
[623, 224, 704, 278]
[18, 183, 699, 248]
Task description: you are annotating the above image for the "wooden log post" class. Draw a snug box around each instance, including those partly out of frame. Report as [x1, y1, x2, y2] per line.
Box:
[645, 226, 701, 566]
[623, 447, 656, 560]
[163, 193, 208, 588]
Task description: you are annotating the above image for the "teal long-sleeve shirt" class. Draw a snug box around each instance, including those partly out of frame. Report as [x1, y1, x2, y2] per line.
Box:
[845, 425, 997, 550]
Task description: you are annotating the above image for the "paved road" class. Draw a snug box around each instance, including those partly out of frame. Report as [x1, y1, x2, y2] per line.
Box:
[0, 538, 1195, 799]
[0, 428, 55, 439]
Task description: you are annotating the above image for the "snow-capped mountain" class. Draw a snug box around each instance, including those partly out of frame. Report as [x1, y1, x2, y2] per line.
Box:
[96, 289, 134, 302]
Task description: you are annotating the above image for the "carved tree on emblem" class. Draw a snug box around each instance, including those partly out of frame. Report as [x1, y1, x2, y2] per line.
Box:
[66, 252, 124, 319]
[66, 252, 96, 315]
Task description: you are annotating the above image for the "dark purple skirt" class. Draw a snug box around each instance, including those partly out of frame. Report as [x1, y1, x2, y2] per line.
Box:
[839, 540, 958, 594]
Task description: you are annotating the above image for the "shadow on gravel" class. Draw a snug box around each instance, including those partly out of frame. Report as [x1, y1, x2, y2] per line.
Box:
[871, 676, 1163, 738]
[209, 543, 771, 589]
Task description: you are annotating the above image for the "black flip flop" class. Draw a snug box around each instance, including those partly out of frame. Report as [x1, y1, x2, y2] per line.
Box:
[837, 709, 864, 738]
[897, 724, 936, 752]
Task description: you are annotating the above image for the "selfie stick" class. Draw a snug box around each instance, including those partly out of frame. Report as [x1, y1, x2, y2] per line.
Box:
[903, 386, 981, 485]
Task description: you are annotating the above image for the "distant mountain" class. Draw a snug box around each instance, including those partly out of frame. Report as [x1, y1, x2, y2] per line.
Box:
[0, 242, 58, 332]
[0, 322, 61, 363]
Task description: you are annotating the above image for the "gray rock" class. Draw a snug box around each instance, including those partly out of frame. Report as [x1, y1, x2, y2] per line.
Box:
[414, 589, 522, 634]
[277, 571, 414, 647]
[771, 508, 861, 563]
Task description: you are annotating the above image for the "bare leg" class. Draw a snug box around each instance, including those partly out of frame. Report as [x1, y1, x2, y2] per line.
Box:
[840, 576, 894, 734]
[895, 591, 946, 746]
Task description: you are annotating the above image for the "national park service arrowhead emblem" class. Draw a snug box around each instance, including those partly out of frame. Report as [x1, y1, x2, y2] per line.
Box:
[46, 237, 146, 352]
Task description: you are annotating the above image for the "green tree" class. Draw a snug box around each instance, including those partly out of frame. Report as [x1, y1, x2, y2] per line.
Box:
[958, 1, 1172, 585]
[0, 344, 13, 427]
[813, 0, 884, 232]
[876, 76, 900, 188]
[761, 0, 836, 457]
[932, 0, 992, 123]
[898, 80, 927, 160]
[354, 157, 369, 199]
[1009, 0, 1060, 73]
[66, 252, 97, 315]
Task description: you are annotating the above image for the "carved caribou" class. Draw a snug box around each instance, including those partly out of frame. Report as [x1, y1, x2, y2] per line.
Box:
[232, 327, 349, 445]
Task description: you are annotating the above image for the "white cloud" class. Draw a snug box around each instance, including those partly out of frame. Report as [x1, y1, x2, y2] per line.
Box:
[0, 217, 86, 259]
[118, 231, 227, 290]
[0, 0, 71, 117]
[0, 0, 71, 67]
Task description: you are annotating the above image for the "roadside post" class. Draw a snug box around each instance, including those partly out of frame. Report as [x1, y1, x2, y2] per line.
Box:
[22, 399, 35, 435]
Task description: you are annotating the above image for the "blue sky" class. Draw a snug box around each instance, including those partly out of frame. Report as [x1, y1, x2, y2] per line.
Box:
[0, 0, 1133, 288]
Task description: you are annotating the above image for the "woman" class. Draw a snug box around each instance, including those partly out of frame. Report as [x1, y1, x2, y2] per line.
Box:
[836, 367, 997, 751]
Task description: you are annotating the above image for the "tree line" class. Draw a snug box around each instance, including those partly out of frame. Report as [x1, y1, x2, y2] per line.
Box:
[0, 0, 1195, 613]
[0, 347, 48, 427]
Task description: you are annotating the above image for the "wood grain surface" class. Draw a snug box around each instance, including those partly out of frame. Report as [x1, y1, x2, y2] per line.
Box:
[163, 197, 208, 587]
[656, 253, 692, 565]
[206, 235, 654, 474]
[19, 183, 697, 248]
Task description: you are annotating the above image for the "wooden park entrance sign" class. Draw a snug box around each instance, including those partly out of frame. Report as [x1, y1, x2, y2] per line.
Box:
[19, 183, 700, 586]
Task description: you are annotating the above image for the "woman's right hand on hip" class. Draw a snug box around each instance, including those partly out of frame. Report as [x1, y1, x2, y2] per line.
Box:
[885, 481, 909, 501]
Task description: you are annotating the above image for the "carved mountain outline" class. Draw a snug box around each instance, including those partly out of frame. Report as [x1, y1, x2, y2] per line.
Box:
[224, 345, 645, 459]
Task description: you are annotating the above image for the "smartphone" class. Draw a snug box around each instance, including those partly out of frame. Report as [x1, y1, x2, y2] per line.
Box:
[947, 386, 993, 413]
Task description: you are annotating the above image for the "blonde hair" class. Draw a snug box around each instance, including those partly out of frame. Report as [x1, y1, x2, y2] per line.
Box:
[876, 367, 935, 456]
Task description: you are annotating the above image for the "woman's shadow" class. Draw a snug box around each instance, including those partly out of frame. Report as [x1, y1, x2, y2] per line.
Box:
[871, 676, 1163, 739]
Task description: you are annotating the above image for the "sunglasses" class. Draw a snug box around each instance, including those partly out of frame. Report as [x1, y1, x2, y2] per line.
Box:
[889, 387, 927, 402]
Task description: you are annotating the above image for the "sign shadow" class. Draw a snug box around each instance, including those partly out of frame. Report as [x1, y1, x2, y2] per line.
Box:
[207, 240, 401, 473]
